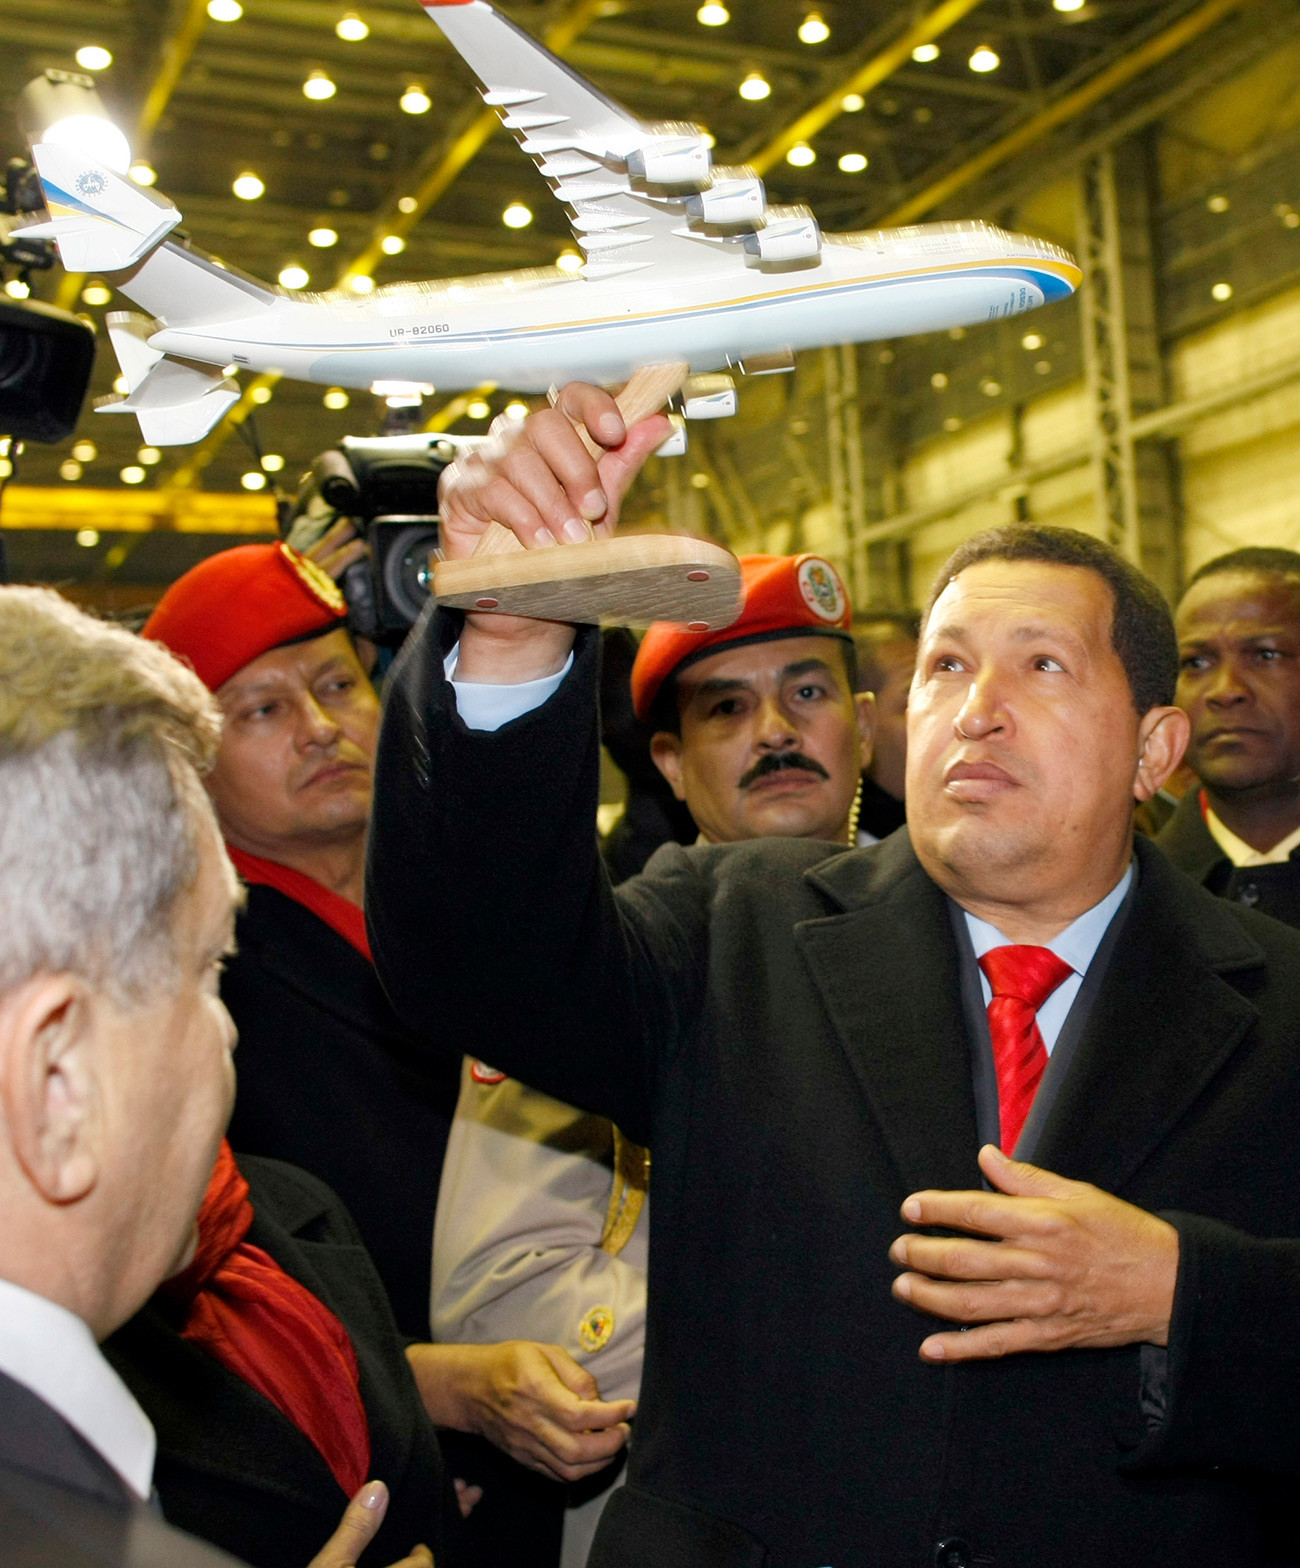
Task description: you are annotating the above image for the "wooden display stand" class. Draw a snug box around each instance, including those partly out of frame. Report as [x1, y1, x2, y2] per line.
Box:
[433, 364, 742, 629]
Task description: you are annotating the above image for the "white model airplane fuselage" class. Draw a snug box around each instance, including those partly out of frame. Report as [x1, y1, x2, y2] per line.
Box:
[24, 0, 1081, 445]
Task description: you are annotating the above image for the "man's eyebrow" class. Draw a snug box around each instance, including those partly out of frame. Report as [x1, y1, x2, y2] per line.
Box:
[779, 658, 836, 679]
[685, 675, 755, 700]
[1009, 622, 1088, 654]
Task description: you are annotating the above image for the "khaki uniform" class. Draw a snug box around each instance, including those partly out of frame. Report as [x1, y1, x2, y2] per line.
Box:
[432, 1060, 649, 1568]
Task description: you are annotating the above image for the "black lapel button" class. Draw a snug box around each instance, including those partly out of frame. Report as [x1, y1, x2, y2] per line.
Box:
[934, 1538, 972, 1568]
[1238, 882, 1260, 907]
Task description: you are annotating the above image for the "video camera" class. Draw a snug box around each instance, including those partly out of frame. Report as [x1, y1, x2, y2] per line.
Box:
[291, 432, 485, 644]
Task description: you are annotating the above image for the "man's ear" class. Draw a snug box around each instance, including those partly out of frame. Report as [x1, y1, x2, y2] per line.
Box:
[649, 731, 688, 802]
[854, 690, 876, 773]
[1133, 705, 1191, 803]
[0, 975, 101, 1205]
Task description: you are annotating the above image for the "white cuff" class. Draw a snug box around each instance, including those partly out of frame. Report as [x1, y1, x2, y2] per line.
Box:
[444, 643, 573, 733]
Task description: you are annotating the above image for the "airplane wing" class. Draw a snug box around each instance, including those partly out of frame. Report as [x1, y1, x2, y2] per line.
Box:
[421, 0, 780, 278]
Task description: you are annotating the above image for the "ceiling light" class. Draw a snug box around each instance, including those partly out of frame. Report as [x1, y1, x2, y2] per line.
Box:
[303, 70, 337, 101]
[75, 46, 112, 71]
[129, 161, 157, 185]
[207, 0, 243, 18]
[347, 273, 374, 293]
[502, 201, 533, 228]
[241, 470, 267, 490]
[1035, 359, 1052, 374]
[838, 152, 867, 173]
[232, 171, 265, 200]
[400, 84, 432, 114]
[912, 42, 940, 62]
[76, 526, 99, 543]
[466, 398, 492, 419]
[1211, 281, 1233, 301]
[250, 385, 273, 403]
[1206, 193, 1229, 213]
[1285, 211, 1300, 229]
[63, 463, 85, 484]
[381, 234, 406, 255]
[278, 263, 310, 289]
[931, 371, 948, 389]
[841, 92, 865, 111]
[4, 279, 30, 300]
[261, 453, 285, 471]
[1053, 0, 1085, 11]
[336, 12, 369, 39]
[943, 416, 962, 432]
[1021, 331, 1044, 350]
[697, 1, 729, 23]
[690, 471, 710, 489]
[504, 400, 529, 420]
[40, 114, 132, 176]
[71, 440, 96, 462]
[968, 45, 1000, 72]
[556, 249, 583, 273]
[739, 72, 771, 101]
[137, 446, 161, 465]
[398, 196, 418, 213]
[112, 375, 129, 394]
[798, 11, 830, 44]
[786, 143, 816, 167]
[323, 387, 349, 410]
[308, 227, 338, 247]
[120, 465, 145, 485]
[980, 378, 1002, 396]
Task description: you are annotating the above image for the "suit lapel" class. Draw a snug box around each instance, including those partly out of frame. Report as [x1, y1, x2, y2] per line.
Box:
[797, 833, 983, 1195]
[1032, 839, 1263, 1194]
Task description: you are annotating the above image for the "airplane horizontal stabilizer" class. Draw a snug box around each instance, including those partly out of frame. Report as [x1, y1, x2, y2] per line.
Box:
[25, 144, 180, 273]
[94, 356, 239, 446]
[105, 311, 164, 393]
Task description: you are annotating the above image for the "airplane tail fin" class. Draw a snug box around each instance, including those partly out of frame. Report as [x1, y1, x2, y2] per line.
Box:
[95, 312, 240, 446]
[21, 144, 180, 273]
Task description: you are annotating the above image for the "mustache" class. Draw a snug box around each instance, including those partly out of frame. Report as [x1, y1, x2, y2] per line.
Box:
[738, 751, 831, 789]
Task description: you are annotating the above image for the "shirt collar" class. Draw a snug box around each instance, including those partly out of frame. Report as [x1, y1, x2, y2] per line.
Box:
[962, 861, 1134, 977]
[1204, 805, 1300, 867]
[0, 1276, 155, 1499]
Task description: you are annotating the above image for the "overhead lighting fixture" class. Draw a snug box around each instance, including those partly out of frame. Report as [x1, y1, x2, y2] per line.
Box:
[397, 195, 418, 213]
[4, 279, 31, 300]
[207, 0, 243, 18]
[400, 84, 432, 114]
[1206, 193, 1229, 213]
[837, 152, 867, 173]
[347, 273, 375, 293]
[930, 371, 948, 389]
[250, 384, 274, 403]
[120, 464, 146, 485]
[262, 453, 285, 471]
[968, 44, 1000, 72]
[739, 71, 771, 101]
[303, 69, 337, 100]
[841, 92, 865, 111]
[278, 263, 310, 289]
[241, 470, 267, 490]
[323, 387, 349, 410]
[1211, 281, 1233, 301]
[556, 249, 583, 273]
[63, 463, 85, 484]
[19, 72, 133, 174]
[308, 226, 338, 247]
[113, 375, 129, 394]
[1053, 0, 1085, 11]
[798, 11, 830, 44]
[71, 439, 96, 462]
[381, 234, 406, 255]
[137, 445, 162, 465]
[696, 1, 729, 23]
[75, 46, 113, 71]
[786, 142, 816, 167]
[502, 201, 532, 228]
[466, 398, 492, 419]
[1021, 331, 1044, 350]
[912, 42, 940, 61]
[75, 526, 99, 544]
[129, 161, 157, 185]
[232, 171, 265, 200]
[980, 377, 1002, 397]
[504, 400, 529, 420]
[336, 12, 369, 39]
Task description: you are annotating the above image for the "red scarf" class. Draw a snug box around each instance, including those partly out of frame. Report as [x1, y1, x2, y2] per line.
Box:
[226, 845, 371, 960]
[165, 1141, 372, 1497]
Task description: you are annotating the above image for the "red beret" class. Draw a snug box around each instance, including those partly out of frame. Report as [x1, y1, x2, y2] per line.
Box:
[632, 553, 852, 721]
[143, 542, 347, 692]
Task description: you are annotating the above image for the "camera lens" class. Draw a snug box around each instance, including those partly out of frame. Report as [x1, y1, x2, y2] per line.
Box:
[380, 521, 440, 624]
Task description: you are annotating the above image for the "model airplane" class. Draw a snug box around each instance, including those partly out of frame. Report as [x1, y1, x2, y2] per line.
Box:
[21, 0, 1082, 448]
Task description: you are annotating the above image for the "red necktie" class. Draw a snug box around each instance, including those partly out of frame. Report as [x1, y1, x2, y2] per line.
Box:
[978, 945, 1073, 1154]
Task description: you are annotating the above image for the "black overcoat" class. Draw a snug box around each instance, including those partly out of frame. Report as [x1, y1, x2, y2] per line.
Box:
[103, 1156, 454, 1568]
[368, 612, 1300, 1568]
[1157, 787, 1300, 929]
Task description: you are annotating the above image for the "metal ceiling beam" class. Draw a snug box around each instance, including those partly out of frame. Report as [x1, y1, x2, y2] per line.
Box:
[878, 0, 1246, 225]
[747, 0, 992, 176]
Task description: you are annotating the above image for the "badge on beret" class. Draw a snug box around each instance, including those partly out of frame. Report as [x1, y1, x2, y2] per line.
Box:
[578, 1304, 615, 1353]
[797, 556, 847, 623]
[278, 542, 347, 615]
[470, 1060, 507, 1085]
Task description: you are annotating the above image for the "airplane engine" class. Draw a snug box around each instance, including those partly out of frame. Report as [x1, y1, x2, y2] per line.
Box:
[625, 135, 712, 187]
[681, 373, 737, 419]
[684, 173, 766, 226]
[742, 206, 821, 263]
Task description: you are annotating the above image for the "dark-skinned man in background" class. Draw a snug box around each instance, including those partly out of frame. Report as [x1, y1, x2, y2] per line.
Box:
[367, 381, 1300, 1568]
[1158, 546, 1300, 926]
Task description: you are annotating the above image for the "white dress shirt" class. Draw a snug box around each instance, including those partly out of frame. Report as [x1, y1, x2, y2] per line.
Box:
[962, 864, 1134, 1055]
[1204, 806, 1300, 868]
[446, 643, 572, 733]
[0, 1276, 155, 1498]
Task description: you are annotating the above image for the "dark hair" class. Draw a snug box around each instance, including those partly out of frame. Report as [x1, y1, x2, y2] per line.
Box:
[925, 524, 1177, 714]
[1184, 547, 1300, 594]
[647, 631, 858, 737]
[853, 609, 922, 643]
